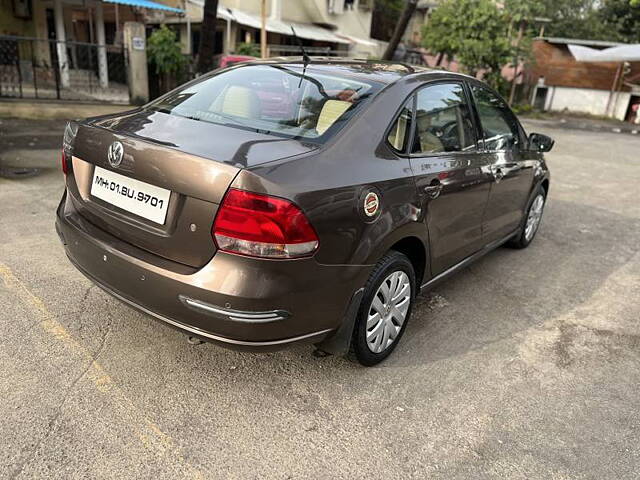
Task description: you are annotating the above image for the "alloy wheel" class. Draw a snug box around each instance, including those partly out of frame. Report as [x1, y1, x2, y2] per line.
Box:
[524, 194, 545, 241]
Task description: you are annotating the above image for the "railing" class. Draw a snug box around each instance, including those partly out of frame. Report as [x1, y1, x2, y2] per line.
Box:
[264, 44, 347, 57]
[0, 35, 129, 103]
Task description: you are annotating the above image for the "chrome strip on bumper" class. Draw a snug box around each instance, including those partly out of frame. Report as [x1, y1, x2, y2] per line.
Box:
[178, 295, 290, 323]
[67, 252, 331, 347]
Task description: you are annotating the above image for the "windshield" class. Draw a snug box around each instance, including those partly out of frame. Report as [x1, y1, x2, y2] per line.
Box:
[148, 64, 382, 142]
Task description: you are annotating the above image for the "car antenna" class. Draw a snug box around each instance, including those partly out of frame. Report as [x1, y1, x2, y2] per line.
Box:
[290, 26, 310, 88]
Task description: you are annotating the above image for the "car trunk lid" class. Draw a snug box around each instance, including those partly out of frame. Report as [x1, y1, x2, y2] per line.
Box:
[66, 110, 318, 268]
[66, 121, 242, 269]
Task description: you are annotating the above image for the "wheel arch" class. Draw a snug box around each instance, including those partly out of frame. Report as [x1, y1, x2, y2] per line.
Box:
[365, 222, 430, 287]
[389, 236, 427, 287]
[541, 178, 550, 196]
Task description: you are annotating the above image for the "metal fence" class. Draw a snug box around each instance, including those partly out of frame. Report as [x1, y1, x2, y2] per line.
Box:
[0, 35, 129, 104]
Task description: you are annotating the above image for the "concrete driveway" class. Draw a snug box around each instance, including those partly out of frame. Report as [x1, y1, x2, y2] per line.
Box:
[1, 118, 639, 479]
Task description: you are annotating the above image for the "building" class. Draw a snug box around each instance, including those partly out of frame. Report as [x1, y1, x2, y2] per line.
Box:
[0, 0, 182, 102]
[529, 37, 640, 121]
[149, 0, 381, 60]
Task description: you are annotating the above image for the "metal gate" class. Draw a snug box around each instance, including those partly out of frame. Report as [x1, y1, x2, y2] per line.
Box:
[0, 35, 129, 104]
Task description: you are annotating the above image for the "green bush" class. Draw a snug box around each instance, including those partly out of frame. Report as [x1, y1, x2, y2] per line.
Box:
[236, 43, 260, 58]
[147, 25, 186, 75]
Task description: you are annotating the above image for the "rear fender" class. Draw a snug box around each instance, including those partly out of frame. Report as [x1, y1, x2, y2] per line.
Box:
[364, 222, 430, 283]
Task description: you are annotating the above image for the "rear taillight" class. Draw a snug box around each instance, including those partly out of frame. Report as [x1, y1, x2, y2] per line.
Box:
[212, 188, 319, 259]
[61, 149, 71, 175]
[62, 121, 77, 176]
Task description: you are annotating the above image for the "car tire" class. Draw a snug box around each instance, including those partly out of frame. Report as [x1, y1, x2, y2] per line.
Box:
[351, 251, 416, 366]
[507, 185, 547, 249]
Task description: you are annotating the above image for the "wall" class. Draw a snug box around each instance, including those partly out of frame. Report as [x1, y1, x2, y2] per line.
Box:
[544, 86, 631, 120]
[403, 7, 428, 47]
[0, 0, 36, 36]
[312, 0, 373, 40]
[217, 0, 373, 40]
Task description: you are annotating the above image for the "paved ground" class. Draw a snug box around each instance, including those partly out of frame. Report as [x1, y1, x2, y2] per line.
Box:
[1, 118, 639, 479]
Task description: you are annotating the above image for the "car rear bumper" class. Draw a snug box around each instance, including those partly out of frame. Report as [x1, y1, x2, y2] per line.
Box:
[56, 190, 371, 351]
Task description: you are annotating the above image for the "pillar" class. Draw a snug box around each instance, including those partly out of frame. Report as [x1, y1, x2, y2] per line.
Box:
[123, 22, 149, 104]
[53, 0, 70, 88]
[95, 1, 109, 88]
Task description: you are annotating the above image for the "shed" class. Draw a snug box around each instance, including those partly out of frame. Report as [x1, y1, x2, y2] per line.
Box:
[528, 37, 640, 121]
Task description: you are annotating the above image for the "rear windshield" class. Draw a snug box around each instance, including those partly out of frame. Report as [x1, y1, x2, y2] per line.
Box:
[148, 64, 382, 142]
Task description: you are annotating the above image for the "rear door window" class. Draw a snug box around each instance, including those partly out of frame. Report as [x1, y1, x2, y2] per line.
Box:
[387, 100, 413, 153]
[411, 83, 477, 155]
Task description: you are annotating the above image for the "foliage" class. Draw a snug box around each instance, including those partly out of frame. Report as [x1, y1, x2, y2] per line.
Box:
[542, 0, 640, 43]
[598, 0, 640, 43]
[511, 103, 534, 115]
[236, 43, 260, 57]
[147, 25, 186, 75]
[422, 0, 512, 87]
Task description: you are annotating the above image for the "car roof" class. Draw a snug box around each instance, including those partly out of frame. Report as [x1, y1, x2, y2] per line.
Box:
[235, 57, 469, 85]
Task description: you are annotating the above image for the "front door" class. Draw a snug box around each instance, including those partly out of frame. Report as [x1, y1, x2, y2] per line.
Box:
[408, 82, 493, 276]
[470, 84, 535, 244]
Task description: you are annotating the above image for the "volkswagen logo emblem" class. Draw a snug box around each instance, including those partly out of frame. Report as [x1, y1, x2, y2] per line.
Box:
[107, 141, 124, 168]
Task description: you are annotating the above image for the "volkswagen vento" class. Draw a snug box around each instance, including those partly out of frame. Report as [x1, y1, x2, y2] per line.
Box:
[56, 59, 554, 365]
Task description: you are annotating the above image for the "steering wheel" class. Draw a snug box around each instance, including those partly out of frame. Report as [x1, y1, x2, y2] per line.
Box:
[440, 120, 459, 140]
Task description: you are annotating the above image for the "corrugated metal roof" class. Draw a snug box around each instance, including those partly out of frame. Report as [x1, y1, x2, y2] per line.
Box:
[537, 37, 624, 48]
[568, 44, 640, 62]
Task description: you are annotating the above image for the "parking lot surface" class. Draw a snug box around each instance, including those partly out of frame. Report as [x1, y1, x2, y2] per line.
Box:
[1, 118, 639, 479]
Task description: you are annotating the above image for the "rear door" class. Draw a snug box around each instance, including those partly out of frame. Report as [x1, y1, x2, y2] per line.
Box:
[469, 84, 535, 244]
[408, 82, 493, 276]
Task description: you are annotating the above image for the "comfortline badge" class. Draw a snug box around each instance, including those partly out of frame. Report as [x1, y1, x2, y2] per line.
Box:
[364, 192, 379, 217]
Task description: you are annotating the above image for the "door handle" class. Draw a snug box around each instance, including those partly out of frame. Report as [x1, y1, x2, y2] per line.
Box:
[424, 182, 443, 199]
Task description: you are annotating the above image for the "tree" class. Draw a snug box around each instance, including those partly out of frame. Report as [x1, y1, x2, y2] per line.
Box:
[196, 0, 219, 74]
[540, 0, 640, 43]
[422, 0, 512, 88]
[382, 0, 419, 60]
[598, 0, 640, 43]
[503, 0, 547, 104]
[147, 25, 187, 94]
[542, 0, 609, 41]
[371, 0, 405, 42]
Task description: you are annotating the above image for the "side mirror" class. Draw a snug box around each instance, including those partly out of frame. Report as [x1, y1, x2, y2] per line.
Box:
[528, 132, 554, 153]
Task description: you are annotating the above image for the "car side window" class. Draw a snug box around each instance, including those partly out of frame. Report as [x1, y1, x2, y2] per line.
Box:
[472, 85, 521, 151]
[411, 83, 476, 155]
[387, 100, 413, 153]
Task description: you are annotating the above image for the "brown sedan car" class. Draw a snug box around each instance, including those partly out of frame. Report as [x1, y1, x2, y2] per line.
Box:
[56, 59, 553, 365]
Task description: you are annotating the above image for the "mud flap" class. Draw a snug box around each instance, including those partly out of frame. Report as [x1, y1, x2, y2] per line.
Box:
[314, 287, 364, 356]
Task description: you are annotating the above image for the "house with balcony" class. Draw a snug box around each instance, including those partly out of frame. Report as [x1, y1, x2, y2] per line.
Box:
[0, 0, 182, 103]
[149, 0, 381, 60]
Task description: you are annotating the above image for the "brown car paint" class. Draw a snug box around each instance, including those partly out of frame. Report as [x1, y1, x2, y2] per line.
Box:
[56, 59, 551, 353]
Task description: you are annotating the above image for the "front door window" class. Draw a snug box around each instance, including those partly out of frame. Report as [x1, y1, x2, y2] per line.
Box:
[471, 86, 521, 151]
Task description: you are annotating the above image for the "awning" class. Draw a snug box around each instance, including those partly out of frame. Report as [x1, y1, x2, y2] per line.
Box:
[335, 33, 379, 47]
[103, 0, 184, 14]
[568, 44, 640, 62]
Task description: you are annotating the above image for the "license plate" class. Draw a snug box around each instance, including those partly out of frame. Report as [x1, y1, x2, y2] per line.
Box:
[90, 166, 171, 225]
